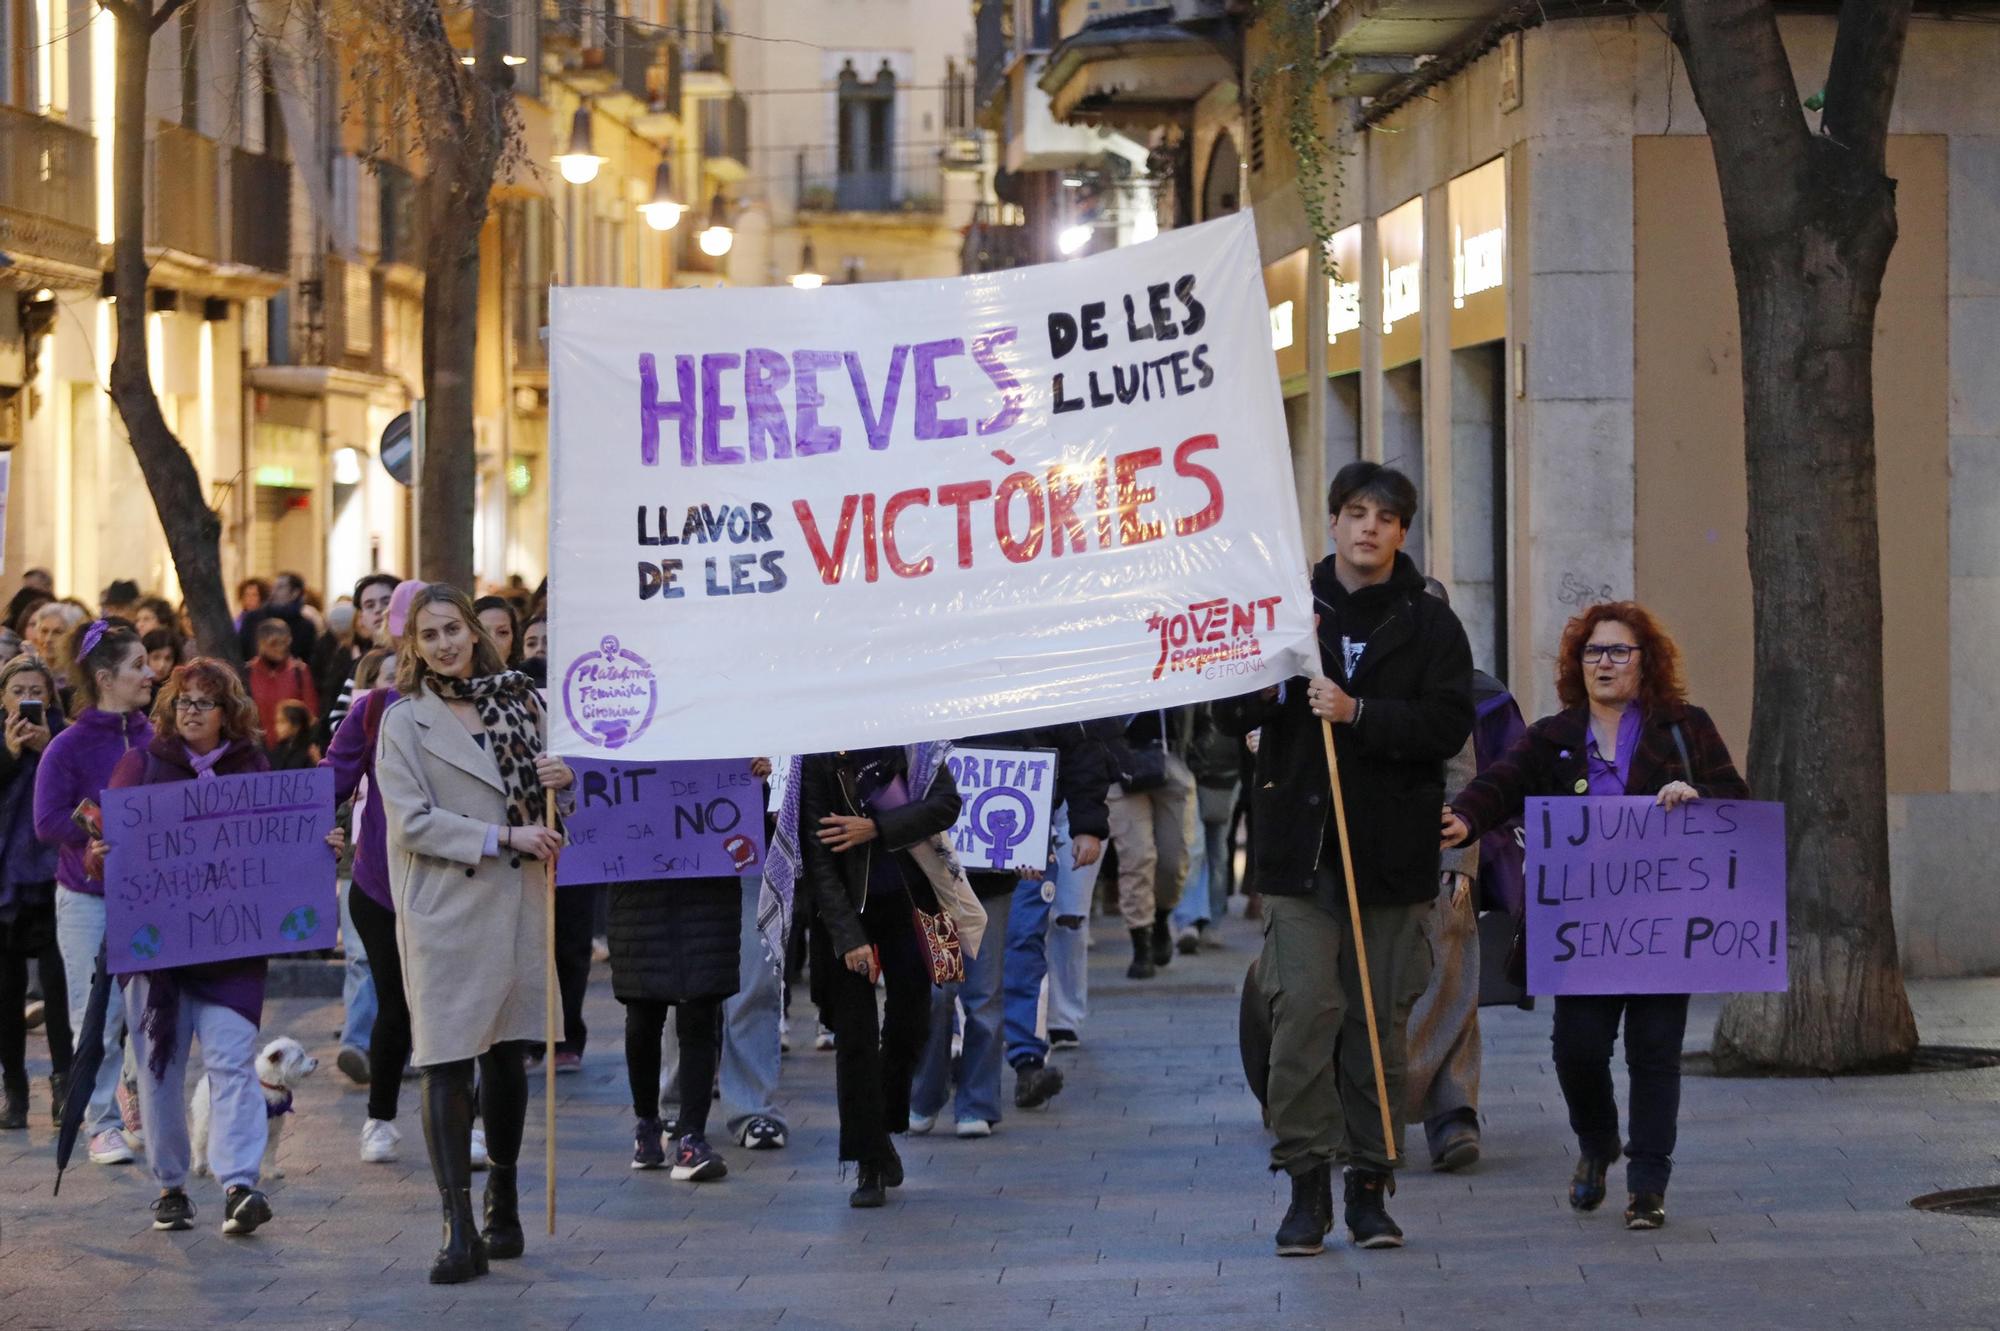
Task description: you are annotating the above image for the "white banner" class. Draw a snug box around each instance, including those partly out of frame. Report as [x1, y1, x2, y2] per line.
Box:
[548, 211, 1317, 760]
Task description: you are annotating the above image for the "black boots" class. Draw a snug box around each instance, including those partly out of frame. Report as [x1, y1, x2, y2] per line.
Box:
[850, 1164, 887, 1208]
[0, 1075, 27, 1131]
[1150, 911, 1174, 967]
[1274, 1163, 1334, 1256]
[420, 1066, 488, 1285]
[1126, 927, 1156, 979]
[483, 1165, 525, 1259]
[1343, 1168, 1404, 1249]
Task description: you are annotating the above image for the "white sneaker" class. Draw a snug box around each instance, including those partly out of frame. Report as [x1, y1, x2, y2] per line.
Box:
[469, 1126, 490, 1171]
[955, 1118, 993, 1139]
[360, 1118, 402, 1163]
[591, 936, 610, 964]
[814, 1024, 835, 1052]
[908, 1112, 937, 1135]
[88, 1127, 135, 1165]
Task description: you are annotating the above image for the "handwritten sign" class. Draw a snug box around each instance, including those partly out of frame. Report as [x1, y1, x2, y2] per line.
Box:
[1526, 796, 1787, 996]
[945, 747, 1056, 874]
[547, 211, 1321, 760]
[557, 757, 765, 885]
[102, 768, 337, 974]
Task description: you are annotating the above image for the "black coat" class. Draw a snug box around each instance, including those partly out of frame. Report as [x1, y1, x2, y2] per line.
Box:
[799, 748, 962, 958]
[607, 875, 742, 1004]
[1216, 552, 1474, 907]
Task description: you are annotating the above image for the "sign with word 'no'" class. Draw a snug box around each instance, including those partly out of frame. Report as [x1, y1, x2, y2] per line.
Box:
[102, 768, 338, 975]
[547, 210, 1318, 760]
[556, 757, 766, 886]
[1526, 796, 1787, 996]
[945, 747, 1056, 875]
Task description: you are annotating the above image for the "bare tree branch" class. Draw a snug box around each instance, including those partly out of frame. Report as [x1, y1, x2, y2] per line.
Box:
[1821, 0, 1911, 172]
[1667, 0, 1812, 242]
[148, 0, 194, 33]
[94, 0, 140, 24]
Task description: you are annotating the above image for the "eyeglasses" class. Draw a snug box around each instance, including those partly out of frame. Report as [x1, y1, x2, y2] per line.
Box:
[173, 698, 219, 714]
[1581, 644, 1640, 665]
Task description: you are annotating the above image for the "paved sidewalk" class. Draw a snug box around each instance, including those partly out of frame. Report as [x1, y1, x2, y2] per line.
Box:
[2, 909, 1998, 1329]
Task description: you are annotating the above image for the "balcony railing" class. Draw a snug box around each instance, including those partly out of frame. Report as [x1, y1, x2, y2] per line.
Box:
[700, 93, 748, 167]
[606, 15, 677, 109]
[231, 147, 291, 274]
[795, 146, 945, 216]
[376, 160, 423, 268]
[681, 0, 729, 78]
[148, 123, 222, 260]
[0, 106, 96, 235]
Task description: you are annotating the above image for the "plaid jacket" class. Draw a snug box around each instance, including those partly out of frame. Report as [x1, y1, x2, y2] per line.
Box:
[1447, 701, 1748, 842]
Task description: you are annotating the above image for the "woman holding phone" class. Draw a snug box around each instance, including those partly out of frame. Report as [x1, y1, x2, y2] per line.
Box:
[1441, 601, 1746, 1231]
[373, 585, 571, 1284]
[0, 656, 70, 1128]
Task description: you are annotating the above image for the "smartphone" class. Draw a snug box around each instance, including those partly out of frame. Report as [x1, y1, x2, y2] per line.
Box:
[16, 700, 43, 727]
[71, 798, 102, 840]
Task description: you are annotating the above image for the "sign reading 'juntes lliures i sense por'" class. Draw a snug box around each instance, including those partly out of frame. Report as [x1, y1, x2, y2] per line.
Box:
[547, 212, 1319, 761]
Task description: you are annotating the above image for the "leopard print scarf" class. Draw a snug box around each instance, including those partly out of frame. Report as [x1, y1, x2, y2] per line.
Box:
[430, 671, 545, 828]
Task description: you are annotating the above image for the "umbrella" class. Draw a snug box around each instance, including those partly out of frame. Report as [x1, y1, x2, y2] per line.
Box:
[53, 944, 112, 1195]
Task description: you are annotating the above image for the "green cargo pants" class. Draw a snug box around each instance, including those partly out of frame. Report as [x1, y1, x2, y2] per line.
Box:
[1259, 882, 1433, 1176]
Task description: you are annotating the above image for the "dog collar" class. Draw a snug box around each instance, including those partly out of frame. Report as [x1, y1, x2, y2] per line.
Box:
[259, 1081, 295, 1118]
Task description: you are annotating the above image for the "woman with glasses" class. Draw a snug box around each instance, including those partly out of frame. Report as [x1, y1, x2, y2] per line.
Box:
[101, 658, 342, 1236]
[1440, 601, 1746, 1232]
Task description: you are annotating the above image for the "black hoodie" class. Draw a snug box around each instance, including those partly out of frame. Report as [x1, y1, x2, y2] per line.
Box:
[1214, 551, 1474, 907]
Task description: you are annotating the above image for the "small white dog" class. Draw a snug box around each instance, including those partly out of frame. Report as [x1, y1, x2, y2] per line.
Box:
[191, 1037, 318, 1180]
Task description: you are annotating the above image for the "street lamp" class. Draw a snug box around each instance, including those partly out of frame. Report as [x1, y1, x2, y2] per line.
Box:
[789, 237, 824, 289]
[553, 105, 605, 185]
[638, 158, 685, 231]
[697, 190, 734, 258]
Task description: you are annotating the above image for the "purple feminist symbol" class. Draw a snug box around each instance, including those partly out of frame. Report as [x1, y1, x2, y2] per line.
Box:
[968, 787, 1033, 871]
[560, 633, 659, 751]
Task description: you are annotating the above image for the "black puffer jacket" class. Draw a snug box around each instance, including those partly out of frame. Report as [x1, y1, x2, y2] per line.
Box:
[1216, 551, 1473, 906]
[607, 875, 742, 1004]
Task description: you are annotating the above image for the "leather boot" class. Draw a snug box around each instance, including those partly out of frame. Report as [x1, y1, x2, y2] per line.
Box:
[421, 1066, 488, 1284]
[1126, 927, 1156, 980]
[1151, 910, 1174, 967]
[0, 1074, 27, 1130]
[483, 1164, 525, 1259]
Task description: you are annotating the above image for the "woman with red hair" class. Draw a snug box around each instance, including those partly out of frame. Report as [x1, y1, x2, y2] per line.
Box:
[1441, 601, 1747, 1232]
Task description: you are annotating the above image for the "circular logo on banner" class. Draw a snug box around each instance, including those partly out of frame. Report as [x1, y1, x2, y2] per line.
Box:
[129, 924, 162, 962]
[562, 635, 660, 750]
[279, 905, 320, 943]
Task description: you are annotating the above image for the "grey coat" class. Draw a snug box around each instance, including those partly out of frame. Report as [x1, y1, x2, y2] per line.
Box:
[376, 687, 555, 1067]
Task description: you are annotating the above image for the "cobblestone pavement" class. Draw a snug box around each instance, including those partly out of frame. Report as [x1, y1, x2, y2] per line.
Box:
[2, 908, 1998, 1329]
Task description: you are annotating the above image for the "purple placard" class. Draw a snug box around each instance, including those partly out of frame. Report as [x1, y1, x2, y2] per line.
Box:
[557, 757, 765, 885]
[1525, 796, 1787, 996]
[102, 768, 338, 975]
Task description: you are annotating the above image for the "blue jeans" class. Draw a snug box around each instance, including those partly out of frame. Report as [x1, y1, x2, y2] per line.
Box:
[1170, 813, 1233, 931]
[338, 881, 376, 1053]
[912, 887, 1013, 1126]
[661, 875, 786, 1135]
[55, 888, 128, 1136]
[1044, 810, 1103, 1035]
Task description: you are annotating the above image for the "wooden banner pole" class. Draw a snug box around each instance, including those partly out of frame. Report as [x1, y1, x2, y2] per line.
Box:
[1319, 715, 1398, 1163]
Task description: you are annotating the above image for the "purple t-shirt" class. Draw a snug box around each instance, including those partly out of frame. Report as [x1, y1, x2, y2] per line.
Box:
[1583, 706, 1643, 797]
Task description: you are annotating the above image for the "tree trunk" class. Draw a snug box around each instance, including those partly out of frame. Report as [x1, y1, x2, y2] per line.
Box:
[416, 140, 481, 592]
[104, 1, 238, 663]
[1671, 0, 1917, 1072]
[409, 0, 508, 592]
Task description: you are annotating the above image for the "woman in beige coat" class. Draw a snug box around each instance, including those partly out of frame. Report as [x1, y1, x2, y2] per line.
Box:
[375, 585, 571, 1286]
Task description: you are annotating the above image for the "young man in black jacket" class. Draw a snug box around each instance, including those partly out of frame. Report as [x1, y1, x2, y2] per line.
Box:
[1217, 462, 1473, 1256]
